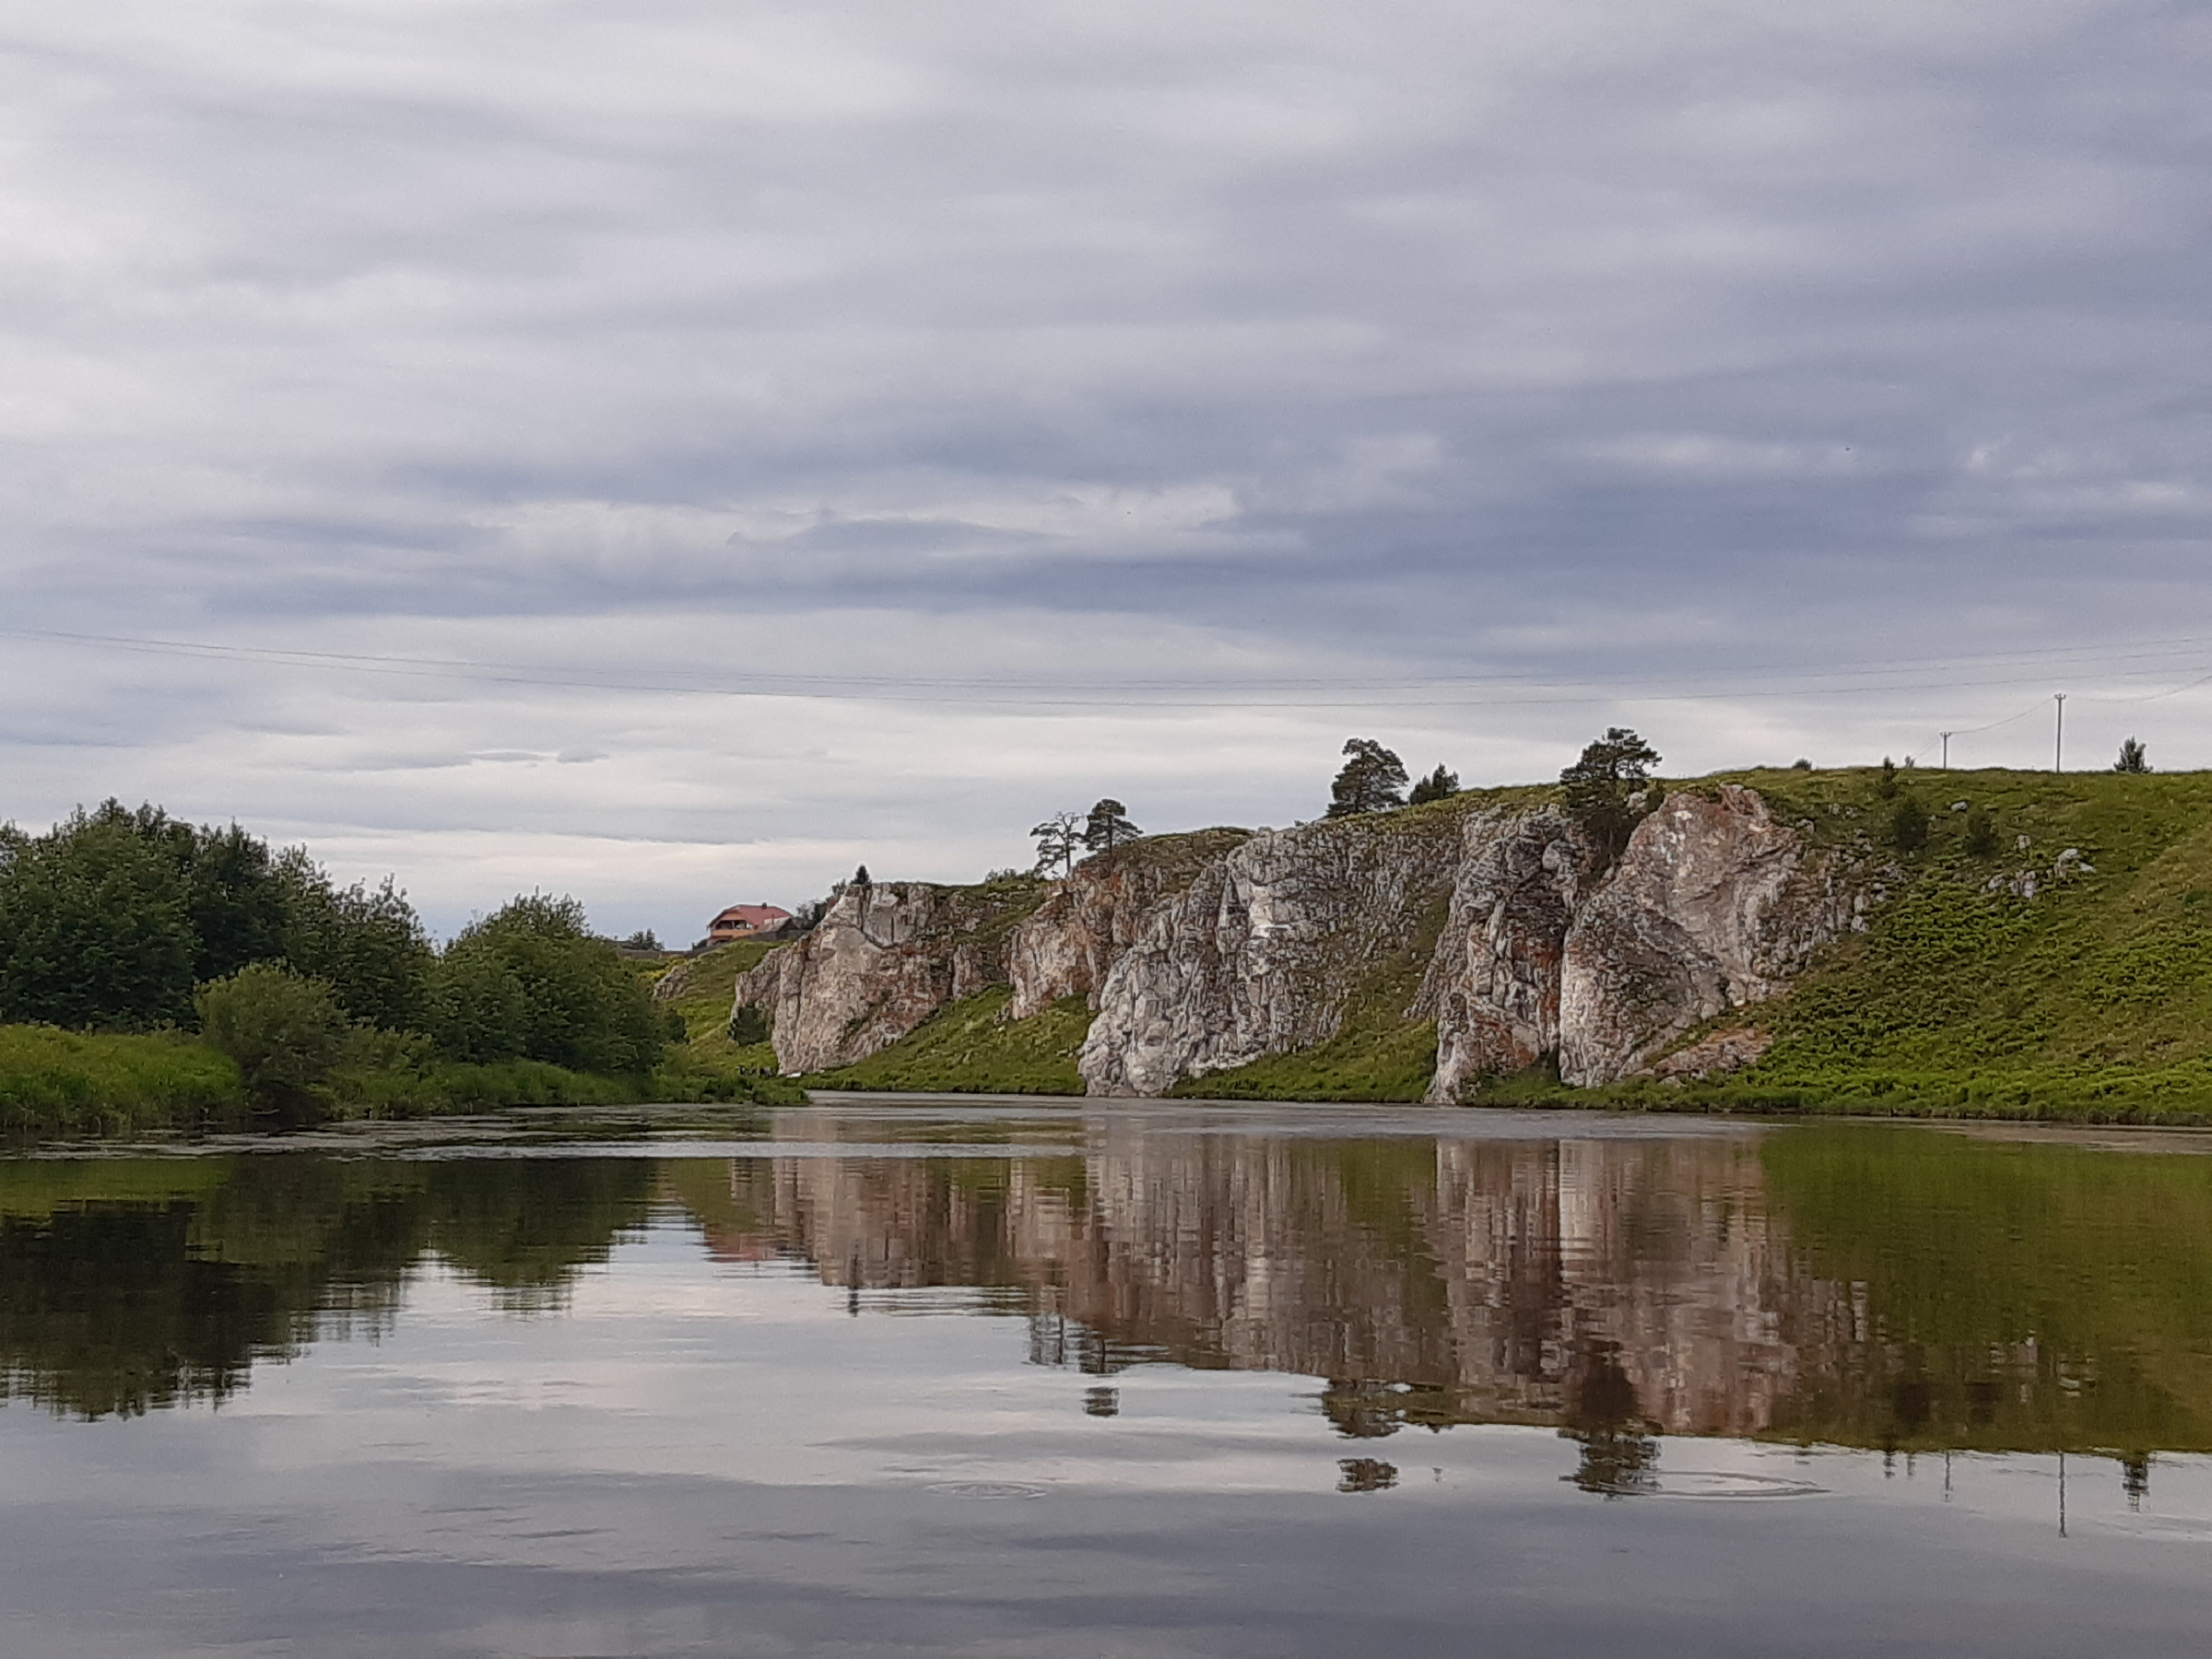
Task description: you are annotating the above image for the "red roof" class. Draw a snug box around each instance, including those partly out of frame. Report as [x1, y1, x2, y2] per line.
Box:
[712, 904, 792, 929]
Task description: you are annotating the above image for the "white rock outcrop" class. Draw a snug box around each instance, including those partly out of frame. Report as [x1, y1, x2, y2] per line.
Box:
[1006, 830, 1251, 1018]
[738, 785, 1870, 1095]
[1555, 786, 1858, 1087]
[1415, 806, 1597, 1103]
[1077, 813, 1463, 1097]
[735, 880, 1028, 1075]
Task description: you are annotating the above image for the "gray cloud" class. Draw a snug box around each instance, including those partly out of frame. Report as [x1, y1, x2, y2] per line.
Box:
[3, 0, 2208, 935]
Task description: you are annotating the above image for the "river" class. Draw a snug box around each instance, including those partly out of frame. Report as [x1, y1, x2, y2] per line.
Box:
[1, 1096, 2207, 1654]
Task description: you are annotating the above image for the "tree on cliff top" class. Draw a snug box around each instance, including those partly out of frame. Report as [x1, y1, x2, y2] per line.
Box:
[1406, 764, 1459, 806]
[1030, 811, 1083, 877]
[1560, 728, 1661, 860]
[1326, 739, 1408, 817]
[1082, 799, 1141, 855]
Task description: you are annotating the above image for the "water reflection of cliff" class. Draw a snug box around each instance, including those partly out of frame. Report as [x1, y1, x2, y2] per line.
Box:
[5, 1117, 2207, 1463]
[683, 1117, 1797, 1439]
[681, 1113, 2212, 1460]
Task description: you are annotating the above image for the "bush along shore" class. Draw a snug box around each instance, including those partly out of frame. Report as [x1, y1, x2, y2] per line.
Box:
[0, 802, 801, 1138]
[758, 763, 2212, 1125]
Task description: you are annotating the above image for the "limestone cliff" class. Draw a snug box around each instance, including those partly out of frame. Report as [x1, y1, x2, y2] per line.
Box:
[1077, 810, 1463, 1097]
[1006, 830, 1252, 1018]
[734, 878, 1041, 1075]
[1555, 786, 1862, 1087]
[741, 783, 1872, 1095]
[1415, 806, 1598, 1102]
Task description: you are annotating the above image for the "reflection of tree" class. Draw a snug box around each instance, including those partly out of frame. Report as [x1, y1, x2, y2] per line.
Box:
[0, 1203, 280, 1417]
[0, 1156, 655, 1417]
[1336, 1457, 1398, 1493]
[1322, 1380, 1410, 1439]
[2121, 1452, 2152, 1509]
[421, 1160, 655, 1310]
[1562, 1343, 1659, 1498]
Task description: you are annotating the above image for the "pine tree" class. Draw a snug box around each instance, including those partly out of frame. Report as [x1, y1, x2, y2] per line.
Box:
[1406, 764, 1460, 806]
[1559, 728, 1662, 860]
[2114, 737, 2150, 773]
[1326, 739, 1409, 817]
[1081, 799, 1141, 854]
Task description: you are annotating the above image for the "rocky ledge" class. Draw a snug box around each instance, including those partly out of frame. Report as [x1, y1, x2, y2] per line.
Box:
[738, 784, 1871, 1096]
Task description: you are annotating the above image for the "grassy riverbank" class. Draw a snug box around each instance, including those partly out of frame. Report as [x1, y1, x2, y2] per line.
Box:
[0, 1019, 802, 1139]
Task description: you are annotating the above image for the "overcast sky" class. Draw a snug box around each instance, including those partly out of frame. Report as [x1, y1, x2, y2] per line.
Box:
[4, 0, 2207, 939]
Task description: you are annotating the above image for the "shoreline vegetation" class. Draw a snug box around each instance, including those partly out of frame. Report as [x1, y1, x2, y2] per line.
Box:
[0, 802, 806, 1139]
[14, 760, 2212, 1136]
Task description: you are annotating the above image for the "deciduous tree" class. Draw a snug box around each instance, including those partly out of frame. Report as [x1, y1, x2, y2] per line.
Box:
[1029, 811, 1083, 877]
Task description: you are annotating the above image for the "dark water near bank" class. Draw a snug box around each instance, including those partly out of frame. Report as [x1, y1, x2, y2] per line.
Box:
[3, 1098, 2211, 1655]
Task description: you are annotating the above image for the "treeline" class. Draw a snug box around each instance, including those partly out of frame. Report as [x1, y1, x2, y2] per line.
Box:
[0, 801, 759, 1127]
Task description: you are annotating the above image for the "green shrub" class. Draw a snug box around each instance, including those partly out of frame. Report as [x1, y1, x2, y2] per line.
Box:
[1963, 804, 1998, 857]
[430, 894, 665, 1075]
[194, 964, 350, 1112]
[728, 1004, 771, 1045]
[1888, 794, 1930, 852]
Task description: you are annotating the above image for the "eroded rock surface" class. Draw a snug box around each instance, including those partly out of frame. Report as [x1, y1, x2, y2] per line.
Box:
[1078, 813, 1462, 1097]
[1557, 786, 1859, 1087]
[734, 880, 1039, 1075]
[741, 785, 1871, 1095]
[1416, 806, 1598, 1103]
[1007, 830, 1251, 1018]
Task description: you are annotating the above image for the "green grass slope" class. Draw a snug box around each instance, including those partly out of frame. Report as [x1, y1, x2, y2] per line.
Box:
[653, 938, 786, 1078]
[808, 986, 1091, 1095]
[1666, 766, 2212, 1121]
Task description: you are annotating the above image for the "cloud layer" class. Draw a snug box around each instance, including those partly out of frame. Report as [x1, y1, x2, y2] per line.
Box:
[4, 0, 2208, 935]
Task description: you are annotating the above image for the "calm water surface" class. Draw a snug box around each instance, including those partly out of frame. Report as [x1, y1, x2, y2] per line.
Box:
[3, 1096, 2211, 1655]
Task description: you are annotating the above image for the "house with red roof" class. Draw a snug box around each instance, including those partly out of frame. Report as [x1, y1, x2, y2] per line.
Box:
[709, 903, 793, 943]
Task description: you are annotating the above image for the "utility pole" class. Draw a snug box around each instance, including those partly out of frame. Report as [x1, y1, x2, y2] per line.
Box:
[1939, 731, 1953, 770]
[2053, 693, 2066, 771]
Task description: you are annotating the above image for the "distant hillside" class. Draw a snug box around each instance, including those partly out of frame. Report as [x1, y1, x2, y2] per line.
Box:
[772, 767, 2212, 1122]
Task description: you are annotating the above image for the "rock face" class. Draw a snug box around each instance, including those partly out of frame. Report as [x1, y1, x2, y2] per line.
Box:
[1077, 812, 1463, 1097]
[1416, 807, 1599, 1104]
[743, 785, 1868, 1094]
[735, 880, 1040, 1075]
[1006, 830, 1251, 1019]
[1556, 787, 1860, 1087]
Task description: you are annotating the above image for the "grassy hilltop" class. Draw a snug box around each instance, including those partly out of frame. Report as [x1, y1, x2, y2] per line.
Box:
[1677, 764, 2212, 1120]
[807, 766, 2212, 1123]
